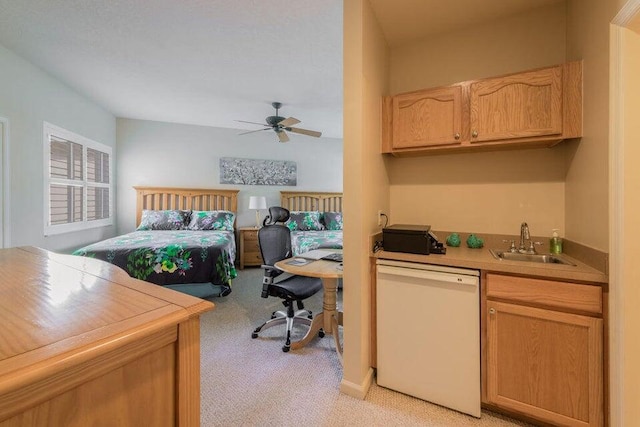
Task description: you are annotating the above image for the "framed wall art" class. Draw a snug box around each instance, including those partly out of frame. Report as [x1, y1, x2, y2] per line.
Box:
[219, 157, 297, 186]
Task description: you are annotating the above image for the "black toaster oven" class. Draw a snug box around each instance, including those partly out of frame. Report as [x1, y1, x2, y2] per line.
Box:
[382, 224, 446, 255]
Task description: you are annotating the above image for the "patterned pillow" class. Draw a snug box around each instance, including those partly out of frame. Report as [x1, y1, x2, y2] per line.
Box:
[286, 211, 324, 231]
[137, 210, 190, 230]
[187, 210, 235, 231]
[323, 212, 343, 230]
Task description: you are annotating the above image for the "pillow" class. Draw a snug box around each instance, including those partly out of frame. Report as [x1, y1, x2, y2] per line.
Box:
[286, 211, 324, 231]
[187, 210, 235, 231]
[323, 212, 343, 230]
[137, 210, 190, 230]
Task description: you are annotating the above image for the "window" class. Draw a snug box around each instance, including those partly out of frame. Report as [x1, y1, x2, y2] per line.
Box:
[44, 122, 113, 235]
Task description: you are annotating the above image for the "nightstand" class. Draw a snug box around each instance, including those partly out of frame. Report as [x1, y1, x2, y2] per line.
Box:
[238, 227, 263, 269]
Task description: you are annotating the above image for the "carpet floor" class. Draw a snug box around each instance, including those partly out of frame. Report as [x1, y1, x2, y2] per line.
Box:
[199, 268, 532, 426]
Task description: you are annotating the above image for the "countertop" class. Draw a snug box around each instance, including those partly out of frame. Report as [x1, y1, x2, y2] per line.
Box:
[374, 244, 608, 284]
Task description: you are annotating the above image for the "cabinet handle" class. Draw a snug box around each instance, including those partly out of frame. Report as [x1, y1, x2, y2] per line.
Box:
[489, 308, 496, 315]
[454, 133, 460, 140]
[472, 130, 478, 138]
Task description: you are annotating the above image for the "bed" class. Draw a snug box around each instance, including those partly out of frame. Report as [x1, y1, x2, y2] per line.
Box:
[73, 186, 240, 298]
[280, 191, 344, 255]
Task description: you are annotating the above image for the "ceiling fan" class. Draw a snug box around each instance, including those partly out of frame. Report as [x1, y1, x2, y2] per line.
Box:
[236, 102, 322, 143]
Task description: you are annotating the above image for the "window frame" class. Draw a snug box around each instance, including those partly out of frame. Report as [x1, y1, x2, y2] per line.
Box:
[43, 122, 113, 236]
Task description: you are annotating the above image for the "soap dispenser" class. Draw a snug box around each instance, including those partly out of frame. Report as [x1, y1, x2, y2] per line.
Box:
[550, 229, 563, 254]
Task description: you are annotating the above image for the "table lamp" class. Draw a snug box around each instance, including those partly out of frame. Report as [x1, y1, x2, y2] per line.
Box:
[248, 196, 267, 228]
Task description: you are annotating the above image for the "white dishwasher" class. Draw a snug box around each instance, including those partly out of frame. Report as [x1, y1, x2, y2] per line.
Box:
[376, 259, 481, 418]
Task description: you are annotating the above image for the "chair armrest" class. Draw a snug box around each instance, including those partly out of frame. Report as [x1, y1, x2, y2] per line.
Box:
[260, 264, 282, 298]
[261, 264, 278, 272]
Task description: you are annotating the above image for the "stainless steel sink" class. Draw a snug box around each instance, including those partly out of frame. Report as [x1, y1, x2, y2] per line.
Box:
[489, 249, 576, 266]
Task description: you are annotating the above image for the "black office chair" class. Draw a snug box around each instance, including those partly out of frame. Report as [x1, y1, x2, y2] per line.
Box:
[251, 207, 324, 352]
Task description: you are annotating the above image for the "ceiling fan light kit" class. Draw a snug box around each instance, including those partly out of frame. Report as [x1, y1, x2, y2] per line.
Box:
[236, 102, 322, 142]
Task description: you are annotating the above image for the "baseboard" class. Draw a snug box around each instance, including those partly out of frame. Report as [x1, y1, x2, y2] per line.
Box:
[339, 367, 375, 399]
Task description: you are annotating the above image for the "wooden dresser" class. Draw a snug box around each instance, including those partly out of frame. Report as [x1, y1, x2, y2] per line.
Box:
[238, 227, 262, 269]
[0, 246, 214, 426]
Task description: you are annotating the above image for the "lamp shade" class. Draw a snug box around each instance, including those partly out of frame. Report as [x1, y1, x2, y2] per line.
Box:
[248, 196, 267, 210]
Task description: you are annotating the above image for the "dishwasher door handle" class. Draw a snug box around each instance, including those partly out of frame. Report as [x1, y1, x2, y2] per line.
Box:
[377, 265, 478, 286]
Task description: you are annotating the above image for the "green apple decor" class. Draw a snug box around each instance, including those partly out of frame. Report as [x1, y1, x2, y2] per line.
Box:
[446, 233, 461, 247]
[466, 234, 484, 249]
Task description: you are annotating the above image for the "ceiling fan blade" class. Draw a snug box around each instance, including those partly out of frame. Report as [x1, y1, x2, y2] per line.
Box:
[235, 120, 269, 127]
[287, 127, 322, 138]
[278, 117, 301, 127]
[276, 130, 290, 143]
[238, 128, 271, 135]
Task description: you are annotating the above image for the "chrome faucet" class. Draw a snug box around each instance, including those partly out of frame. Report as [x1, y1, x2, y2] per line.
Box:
[517, 222, 543, 254]
[519, 222, 530, 253]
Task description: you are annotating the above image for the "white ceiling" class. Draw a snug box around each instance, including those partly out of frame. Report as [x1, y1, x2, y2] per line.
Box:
[0, 1, 563, 140]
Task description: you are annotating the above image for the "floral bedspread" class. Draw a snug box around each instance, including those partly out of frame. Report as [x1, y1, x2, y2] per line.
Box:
[290, 230, 343, 255]
[72, 230, 237, 286]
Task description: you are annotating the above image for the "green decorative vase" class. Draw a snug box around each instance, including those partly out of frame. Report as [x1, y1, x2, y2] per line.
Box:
[466, 234, 484, 249]
[446, 233, 461, 247]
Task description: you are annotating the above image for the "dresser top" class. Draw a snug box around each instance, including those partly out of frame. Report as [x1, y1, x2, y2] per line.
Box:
[0, 246, 213, 366]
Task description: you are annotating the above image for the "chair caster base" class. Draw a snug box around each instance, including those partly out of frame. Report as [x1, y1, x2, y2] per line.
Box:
[282, 345, 290, 352]
[251, 332, 258, 339]
[319, 329, 325, 338]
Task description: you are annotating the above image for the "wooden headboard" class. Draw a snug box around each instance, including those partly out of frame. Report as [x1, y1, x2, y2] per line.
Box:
[280, 191, 343, 212]
[134, 186, 240, 226]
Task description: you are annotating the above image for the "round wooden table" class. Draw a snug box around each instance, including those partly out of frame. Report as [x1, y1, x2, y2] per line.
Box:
[274, 257, 343, 363]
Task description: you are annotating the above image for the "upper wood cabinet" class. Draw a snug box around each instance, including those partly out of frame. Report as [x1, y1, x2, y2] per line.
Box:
[390, 85, 464, 149]
[382, 61, 582, 156]
[470, 66, 562, 142]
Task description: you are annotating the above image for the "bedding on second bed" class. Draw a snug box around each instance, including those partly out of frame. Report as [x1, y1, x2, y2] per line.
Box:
[289, 230, 343, 255]
[285, 210, 343, 255]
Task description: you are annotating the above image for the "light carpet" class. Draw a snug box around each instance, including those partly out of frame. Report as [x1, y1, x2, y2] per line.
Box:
[199, 268, 532, 427]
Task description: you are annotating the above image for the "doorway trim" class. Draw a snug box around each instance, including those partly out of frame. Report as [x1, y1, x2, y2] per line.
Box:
[610, 1, 640, 425]
[0, 116, 9, 248]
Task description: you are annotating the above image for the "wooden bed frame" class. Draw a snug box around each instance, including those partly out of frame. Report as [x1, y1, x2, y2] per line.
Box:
[280, 191, 343, 212]
[134, 186, 240, 226]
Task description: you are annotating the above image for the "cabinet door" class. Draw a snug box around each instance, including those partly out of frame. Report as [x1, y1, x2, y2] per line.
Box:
[470, 66, 562, 143]
[487, 301, 603, 427]
[392, 85, 463, 149]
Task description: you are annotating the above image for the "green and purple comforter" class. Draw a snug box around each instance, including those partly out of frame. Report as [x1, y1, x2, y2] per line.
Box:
[290, 230, 343, 255]
[72, 230, 237, 287]
[283, 211, 343, 255]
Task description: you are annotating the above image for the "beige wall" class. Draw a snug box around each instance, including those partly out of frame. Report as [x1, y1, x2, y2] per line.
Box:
[388, 148, 566, 236]
[565, 0, 618, 251]
[342, 0, 390, 397]
[386, 4, 569, 239]
[389, 3, 567, 93]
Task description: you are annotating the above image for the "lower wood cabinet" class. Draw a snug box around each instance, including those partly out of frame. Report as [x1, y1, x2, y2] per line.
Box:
[485, 274, 604, 427]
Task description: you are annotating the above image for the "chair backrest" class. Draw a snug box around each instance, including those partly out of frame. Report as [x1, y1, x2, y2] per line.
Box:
[258, 207, 293, 267]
